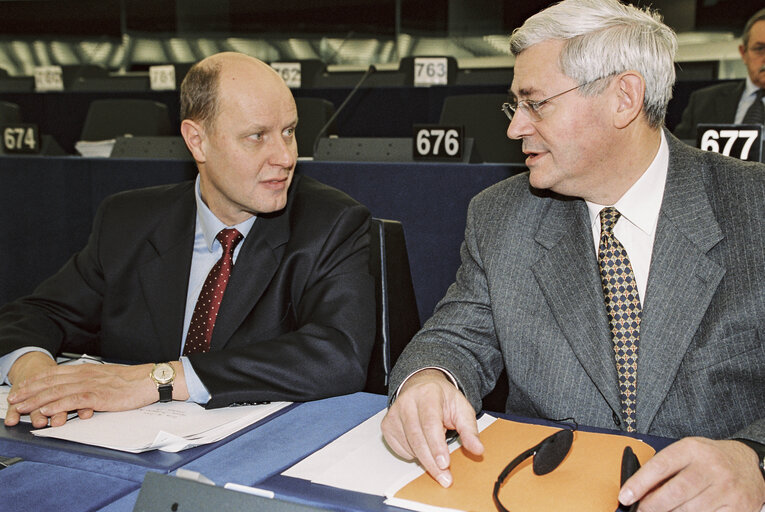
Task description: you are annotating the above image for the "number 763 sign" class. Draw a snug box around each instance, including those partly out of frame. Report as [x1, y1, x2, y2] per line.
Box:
[696, 125, 763, 162]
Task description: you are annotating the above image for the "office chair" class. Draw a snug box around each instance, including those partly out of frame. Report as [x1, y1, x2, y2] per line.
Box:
[79, 99, 174, 141]
[295, 97, 336, 158]
[439, 93, 525, 164]
[0, 100, 21, 124]
[364, 218, 421, 395]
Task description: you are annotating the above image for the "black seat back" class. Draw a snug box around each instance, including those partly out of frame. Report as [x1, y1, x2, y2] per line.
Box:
[365, 218, 421, 395]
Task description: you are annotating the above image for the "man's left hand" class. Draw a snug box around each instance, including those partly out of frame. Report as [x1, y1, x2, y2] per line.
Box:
[7, 362, 162, 427]
[619, 437, 765, 511]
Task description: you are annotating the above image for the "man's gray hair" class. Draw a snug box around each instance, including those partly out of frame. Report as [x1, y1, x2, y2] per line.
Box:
[742, 8, 765, 48]
[509, 0, 677, 128]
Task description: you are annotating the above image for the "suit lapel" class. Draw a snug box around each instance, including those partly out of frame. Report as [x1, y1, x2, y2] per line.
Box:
[715, 82, 745, 123]
[208, 203, 291, 351]
[637, 134, 725, 431]
[138, 186, 196, 361]
[531, 197, 622, 415]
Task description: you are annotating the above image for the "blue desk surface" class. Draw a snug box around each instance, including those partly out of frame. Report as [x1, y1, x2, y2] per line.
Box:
[0, 393, 389, 512]
[1, 391, 677, 512]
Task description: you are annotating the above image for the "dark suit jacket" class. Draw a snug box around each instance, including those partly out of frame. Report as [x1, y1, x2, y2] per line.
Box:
[673, 81, 744, 140]
[0, 174, 376, 408]
[390, 132, 765, 445]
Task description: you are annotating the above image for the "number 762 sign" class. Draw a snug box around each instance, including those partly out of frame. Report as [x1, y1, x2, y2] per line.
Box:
[696, 125, 763, 162]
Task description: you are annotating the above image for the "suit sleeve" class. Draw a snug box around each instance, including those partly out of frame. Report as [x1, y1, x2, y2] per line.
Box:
[0, 200, 108, 358]
[388, 195, 504, 413]
[192, 203, 377, 408]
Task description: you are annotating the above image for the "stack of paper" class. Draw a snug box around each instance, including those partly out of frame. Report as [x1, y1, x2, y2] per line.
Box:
[75, 139, 116, 157]
[282, 409, 496, 497]
[26, 400, 290, 453]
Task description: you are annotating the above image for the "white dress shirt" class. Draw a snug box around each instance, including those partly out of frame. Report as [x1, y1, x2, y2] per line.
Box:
[585, 130, 669, 306]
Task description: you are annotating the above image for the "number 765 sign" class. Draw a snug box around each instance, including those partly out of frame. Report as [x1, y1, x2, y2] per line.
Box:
[696, 125, 763, 162]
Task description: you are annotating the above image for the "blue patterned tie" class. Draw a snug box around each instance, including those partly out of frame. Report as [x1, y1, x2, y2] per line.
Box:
[598, 208, 641, 432]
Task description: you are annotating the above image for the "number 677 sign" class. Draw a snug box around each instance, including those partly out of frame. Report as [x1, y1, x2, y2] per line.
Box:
[696, 125, 763, 162]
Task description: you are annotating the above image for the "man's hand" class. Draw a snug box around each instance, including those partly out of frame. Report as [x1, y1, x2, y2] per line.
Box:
[381, 369, 484, 488]
[619, 437, 765, 511]
[5, 352, 188, 428]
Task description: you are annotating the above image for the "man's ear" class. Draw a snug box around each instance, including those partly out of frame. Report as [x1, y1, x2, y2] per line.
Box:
[613, 71, 645, 129]
[180, 119, 206, 163]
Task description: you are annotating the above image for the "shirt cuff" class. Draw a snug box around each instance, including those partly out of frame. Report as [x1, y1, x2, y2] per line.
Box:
[0, 347, 54, 385]
[180, 356, 211, 404]
[393, 366, 460, 401]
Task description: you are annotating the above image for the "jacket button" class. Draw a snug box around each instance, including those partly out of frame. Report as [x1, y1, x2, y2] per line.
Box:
[612, 411, 622, 427]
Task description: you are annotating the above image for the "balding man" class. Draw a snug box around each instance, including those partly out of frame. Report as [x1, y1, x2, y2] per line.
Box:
[1, 52, 375, 427]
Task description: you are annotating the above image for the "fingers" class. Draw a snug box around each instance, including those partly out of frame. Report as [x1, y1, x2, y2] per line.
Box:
[381, 369, 480, 488]
[619, 437, 765, 512]
[3, 403, 22, 426]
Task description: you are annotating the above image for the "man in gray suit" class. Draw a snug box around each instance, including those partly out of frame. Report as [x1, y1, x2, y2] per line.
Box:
[382, 0, 765, 510]
[673, 8, 765, 139]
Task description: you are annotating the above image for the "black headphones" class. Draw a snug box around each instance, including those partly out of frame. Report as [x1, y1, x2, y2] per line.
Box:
[492, 419, 577, 512]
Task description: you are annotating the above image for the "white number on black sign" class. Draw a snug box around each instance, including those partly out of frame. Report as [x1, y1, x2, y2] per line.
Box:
[3, 125, 39, 153]
[697, 125, 762, 162]
[413, 126, 462, 160]
[413, 57, 448, 87]
[271, 62, 302, 88]
[34, 66, 64, 92]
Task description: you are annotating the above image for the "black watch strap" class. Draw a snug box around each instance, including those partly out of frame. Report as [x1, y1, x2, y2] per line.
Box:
[157, 384, 173, 403]
[735, 439, 765, 481]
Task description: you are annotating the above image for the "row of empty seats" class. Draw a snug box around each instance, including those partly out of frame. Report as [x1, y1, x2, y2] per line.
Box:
[1, 93, 523, 162]
[0, 57, 515, 93]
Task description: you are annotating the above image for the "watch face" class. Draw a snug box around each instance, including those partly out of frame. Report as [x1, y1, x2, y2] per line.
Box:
[152, 364, 175, 384]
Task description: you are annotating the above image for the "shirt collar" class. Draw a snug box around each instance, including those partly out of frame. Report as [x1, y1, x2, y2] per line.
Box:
[194, 175, 257, 251]
[744, 76, 763, 98]
[586, 130, 669, 236]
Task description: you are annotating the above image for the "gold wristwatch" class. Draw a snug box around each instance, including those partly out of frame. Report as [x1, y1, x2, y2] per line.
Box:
[149, 362, 175, 403]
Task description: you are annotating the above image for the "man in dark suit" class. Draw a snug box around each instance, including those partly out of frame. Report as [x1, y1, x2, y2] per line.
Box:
[673, 8, 765, 139]
[382, 1, 765, 510]
[1, 52, 375, 427]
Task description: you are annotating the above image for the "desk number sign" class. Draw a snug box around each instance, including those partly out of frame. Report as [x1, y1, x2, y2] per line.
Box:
[696, 124, 763, 163]
[271, 62, 302, 89]
[34, 66, 64, 92]
[413, 57, 448, 87]
[149, 65, 177, 91]
[413, 125, 463, 161]
[3, 124, 40, 154]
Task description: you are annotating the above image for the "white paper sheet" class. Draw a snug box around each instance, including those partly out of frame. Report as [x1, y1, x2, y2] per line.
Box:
[29, 400, 291, 453]
[282, 409, 495, 497]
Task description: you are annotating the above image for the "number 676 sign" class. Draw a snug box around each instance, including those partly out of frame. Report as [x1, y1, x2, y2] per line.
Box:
[696, 125, 763, 162]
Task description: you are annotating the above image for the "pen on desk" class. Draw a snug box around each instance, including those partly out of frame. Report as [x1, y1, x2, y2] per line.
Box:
[224, 482, 275, 499]
[0, 456, 23, 469]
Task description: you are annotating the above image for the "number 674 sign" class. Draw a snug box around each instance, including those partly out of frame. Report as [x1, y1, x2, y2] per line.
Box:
[696, 124, 763, 162]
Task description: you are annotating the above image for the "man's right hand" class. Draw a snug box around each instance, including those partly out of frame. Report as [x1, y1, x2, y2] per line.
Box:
[381, 369, 484, 488]
[5, 351, 61, 427]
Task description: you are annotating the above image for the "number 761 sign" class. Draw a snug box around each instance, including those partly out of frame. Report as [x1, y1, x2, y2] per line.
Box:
[696, 125, 763, 162]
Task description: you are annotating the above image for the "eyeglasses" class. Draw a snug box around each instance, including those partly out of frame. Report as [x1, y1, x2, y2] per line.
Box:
[492, 418, 642, 512]
[501, 75, 611, 122]
[746, 44, 765, 56]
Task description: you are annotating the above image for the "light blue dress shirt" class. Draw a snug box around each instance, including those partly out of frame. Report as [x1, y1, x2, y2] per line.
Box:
[1, 176, 256, 406]
[735, 77, 765, 124]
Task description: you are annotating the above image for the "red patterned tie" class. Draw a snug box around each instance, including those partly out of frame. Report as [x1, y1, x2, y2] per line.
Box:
[598, 208, 641, 432]
[183, 228, 243, 355]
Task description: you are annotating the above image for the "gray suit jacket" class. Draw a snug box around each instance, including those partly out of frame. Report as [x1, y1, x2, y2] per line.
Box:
[390, 131, 765, 444]
[673, 81, 744, 140]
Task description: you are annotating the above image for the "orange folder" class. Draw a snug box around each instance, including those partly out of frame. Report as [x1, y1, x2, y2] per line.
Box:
[393, 418, 655, 511]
